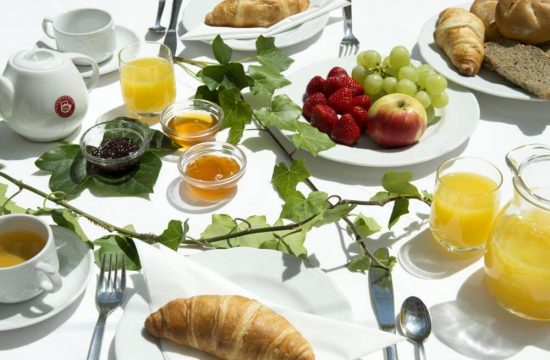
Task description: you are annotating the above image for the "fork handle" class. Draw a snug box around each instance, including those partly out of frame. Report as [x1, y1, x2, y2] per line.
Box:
[86, 310, 109, 360]
[343, 1, 352, 28]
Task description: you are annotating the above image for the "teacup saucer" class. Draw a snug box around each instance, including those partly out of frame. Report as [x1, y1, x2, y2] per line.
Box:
[0, 226, 94, 331]
[37, 25, 139, 78]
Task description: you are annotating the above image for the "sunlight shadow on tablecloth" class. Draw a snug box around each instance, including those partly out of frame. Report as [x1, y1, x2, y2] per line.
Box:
[165, 176, 231, 214]
[430, 269, 550, 360]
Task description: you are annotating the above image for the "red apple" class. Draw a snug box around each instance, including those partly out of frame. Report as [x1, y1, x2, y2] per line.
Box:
[366, 93, 427, 148]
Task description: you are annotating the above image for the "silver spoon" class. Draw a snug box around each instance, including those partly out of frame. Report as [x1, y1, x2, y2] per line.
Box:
[149, 0, 167, 33]
[400, 296, 432, 360]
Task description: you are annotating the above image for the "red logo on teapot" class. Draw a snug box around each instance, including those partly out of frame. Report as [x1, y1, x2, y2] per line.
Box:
[54, 96, 75, 118]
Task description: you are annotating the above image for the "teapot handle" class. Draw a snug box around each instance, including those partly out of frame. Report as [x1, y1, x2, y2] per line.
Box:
[506, 144, 550, 176]
[41, 17, 56, 39]
[66, 53, 99, 92]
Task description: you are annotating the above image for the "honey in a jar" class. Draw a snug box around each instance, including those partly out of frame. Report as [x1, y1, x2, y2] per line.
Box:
[166, 112, 218, 148]
[185, 154, 240, 201]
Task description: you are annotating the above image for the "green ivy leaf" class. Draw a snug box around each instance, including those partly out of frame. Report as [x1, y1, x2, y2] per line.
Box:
[94, 234, 141, 270]
[291, 122, 335, 156]
[350, 214, 381, 238]
[224, 63, 253, 90]
[370, 191, 399, 202]
[271, 159, 310, 200]
[195, 85, 219, 103]
[0, 183, 27, 215]
[422, 190, 433, 204]
[254, 95, 302, 131]
[314, 203, 355, 227]
[248, 65, 291, 95]
[212, 35, 232, 64]
[233, 215, 273, 247]
[255, 36, 293, 72]
[373, 247, 397, 268]
[50, 209, 89, 243]
[158, 219, 188, 251]
[382, 171, 421, 198]
[200, 214, 238, 248]
[218, 88, 253, 144]
[346, 255, 372, 273]
[388, 198, 409, 228]
[281, 190, 328, 222]
[200, 65, 227, 91]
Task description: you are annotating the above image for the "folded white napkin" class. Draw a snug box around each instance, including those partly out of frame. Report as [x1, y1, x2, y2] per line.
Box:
[136, 242, 403, 360]
[180, 0, 350, 41]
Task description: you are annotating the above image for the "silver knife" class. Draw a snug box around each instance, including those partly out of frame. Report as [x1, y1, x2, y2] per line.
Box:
[163, 0, 184, 57]
[369, 259, 399, 360]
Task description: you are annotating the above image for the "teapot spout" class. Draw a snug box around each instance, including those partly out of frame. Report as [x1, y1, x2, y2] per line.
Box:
[0, 76, 14, 119]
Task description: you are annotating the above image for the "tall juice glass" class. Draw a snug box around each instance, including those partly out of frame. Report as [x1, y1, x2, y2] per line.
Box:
[430, 157, 502, 253]
[119, 42, 176, 118]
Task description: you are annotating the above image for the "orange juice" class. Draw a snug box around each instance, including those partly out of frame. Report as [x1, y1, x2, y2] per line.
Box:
[485, 209, 550, 320]
[430, 172, 500, 251]
[120, 57, 175, 116]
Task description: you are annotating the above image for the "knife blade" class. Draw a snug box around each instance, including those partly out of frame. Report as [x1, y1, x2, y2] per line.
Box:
[163, 0, 184, 57]
[369, 254, 399, 360]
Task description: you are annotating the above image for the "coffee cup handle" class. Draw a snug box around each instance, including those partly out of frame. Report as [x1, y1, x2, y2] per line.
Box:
[35, 261, 62, 292]
[42, 17, 56, 39]
[66, 53, 100, 91]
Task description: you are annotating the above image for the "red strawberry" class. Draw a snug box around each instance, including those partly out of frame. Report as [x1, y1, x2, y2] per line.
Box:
[349, 106, 368, 133]
[310, 105, 338, 134]
[352, 95, 372, 111]
[327, 66, 349, 78]
[302, 92, 327, 120]
[323, 76, 347, 96]
[342, 77, 364, 96]
[328, 87, 354, 114]
[331, 113, 361, 146]
[306, 76, 326, 97]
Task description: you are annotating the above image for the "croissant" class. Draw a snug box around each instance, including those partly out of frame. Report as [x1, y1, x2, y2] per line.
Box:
[434, 8, 485, 76]
[145, 295, 315, 360]
[205, 0, 310, 28]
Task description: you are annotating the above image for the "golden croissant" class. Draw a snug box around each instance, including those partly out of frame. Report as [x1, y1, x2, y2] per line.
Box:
[434, 7, 485, 76]
[205, 0, 310, 28]
[145, 295, 315, 360]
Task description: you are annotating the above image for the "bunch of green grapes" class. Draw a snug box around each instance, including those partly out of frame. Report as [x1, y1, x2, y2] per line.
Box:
[352, 46, 449, 110]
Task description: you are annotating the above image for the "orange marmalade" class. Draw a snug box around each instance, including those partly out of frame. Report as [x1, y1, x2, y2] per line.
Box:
[184, 154, 240, 201]
[166, 112, 218, 148]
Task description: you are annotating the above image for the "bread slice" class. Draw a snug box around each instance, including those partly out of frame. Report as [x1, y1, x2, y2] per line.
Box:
[484, 39, 550, 99]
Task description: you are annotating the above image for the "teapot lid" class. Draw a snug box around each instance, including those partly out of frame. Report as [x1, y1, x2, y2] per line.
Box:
[12, 49, 64, 71]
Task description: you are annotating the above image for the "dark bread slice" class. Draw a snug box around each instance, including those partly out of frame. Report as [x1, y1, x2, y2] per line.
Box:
[484, 39, 550, 99]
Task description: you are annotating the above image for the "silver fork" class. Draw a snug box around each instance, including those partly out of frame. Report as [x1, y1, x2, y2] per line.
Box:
[339, 1, 360, 57]
[86, 254, 126, 360]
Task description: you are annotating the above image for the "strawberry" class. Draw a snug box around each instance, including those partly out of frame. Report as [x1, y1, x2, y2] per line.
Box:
[328, 87, 354, 114]
[327, 66, 349, 78]
[349, 106, 368, 133]
[323, 76, 347, 96]
[302, 92, 327, 120]
[310, 105, 338, 134]
[331, 113, 361, 146]
[306, 76, 326, 97]
[351, 95, 372, 111]
[342, 77, 364, 96]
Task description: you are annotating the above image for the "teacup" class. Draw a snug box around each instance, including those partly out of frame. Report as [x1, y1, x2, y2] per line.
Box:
[42, 8, 117, 65]
[0, 214, 62, 303]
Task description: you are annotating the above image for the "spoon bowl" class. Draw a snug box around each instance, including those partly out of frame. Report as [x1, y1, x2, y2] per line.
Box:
[400, 296, 432, 359]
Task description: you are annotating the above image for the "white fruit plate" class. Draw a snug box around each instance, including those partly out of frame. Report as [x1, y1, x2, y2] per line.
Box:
[281, 56, 480, 167]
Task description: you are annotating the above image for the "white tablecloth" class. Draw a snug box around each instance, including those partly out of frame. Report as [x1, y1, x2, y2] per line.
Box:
[1, 0, 550, 360]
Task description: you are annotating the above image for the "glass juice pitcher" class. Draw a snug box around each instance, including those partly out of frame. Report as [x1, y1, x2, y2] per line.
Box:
[484, 144, 550, 320]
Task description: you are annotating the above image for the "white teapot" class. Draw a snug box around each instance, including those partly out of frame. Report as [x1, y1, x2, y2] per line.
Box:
[0, 48, 99, 142]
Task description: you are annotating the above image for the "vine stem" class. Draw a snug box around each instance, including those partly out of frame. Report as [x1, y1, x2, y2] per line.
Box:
[342, 216, 388, 269]
[344, 196, 432, 207]
[0, 170, 157, 244]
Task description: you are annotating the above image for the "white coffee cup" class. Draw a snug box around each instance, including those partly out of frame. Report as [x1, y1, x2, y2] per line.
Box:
[0, 215, 62, 303]
[42, 8, 117, 65]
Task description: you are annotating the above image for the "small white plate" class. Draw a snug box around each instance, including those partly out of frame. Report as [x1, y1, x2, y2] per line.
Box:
[417, 5, 543, 101]
[39, 25, 139, 78]
[282, 56, 480, 167]
[180, 0, 329, 51]
[115, 247, 353, 360]
[0, 226, 94, 331]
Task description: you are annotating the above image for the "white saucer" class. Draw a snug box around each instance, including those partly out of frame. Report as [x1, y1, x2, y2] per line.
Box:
[38, 25, 139, 78]
[0, 226, 94, 331]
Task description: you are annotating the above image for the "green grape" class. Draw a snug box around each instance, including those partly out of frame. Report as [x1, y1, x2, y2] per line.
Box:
[417, 69, 436, 88]
[431, 91, 449, 108]
[414, 90, 431, 108]
[389, 46, 410, 70]
[395, 79, 417, 96]
[425, 74, 448, 96]
[352, 65, 368, 84]
[425, 105, 436, 125]
[382, 56, 391, 68]
[357, 50, 381, 69]
[398, 65, 418, 82]
[382, 77, 398, 94]
[364, 74, 384, 96]
[417, 64, 434, 75]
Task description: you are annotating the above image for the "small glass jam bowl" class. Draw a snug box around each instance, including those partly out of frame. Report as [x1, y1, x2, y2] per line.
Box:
[177, 142, 247, 203]
[80, 119, 148, 174]
[161, 99, 224, 149]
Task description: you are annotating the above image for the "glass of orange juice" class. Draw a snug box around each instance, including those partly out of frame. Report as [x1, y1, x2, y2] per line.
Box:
[118, 42, 176, 118]
[430, 157, 502, 253]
